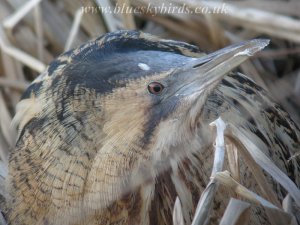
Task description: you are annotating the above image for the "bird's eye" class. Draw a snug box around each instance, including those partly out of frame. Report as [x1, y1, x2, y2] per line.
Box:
[148, 82, 164, 95]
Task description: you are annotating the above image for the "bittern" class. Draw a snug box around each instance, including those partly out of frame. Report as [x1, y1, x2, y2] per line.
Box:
[6, 30, 300, 225]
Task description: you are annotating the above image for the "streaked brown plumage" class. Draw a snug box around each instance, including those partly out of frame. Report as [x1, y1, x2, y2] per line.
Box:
[6, 30, 300, 225]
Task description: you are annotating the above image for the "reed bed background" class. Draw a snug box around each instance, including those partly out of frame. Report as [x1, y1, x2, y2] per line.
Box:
[0, 0, 299, 224]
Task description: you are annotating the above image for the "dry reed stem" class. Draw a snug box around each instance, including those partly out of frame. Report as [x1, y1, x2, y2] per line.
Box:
[0, 0, 53, 64]
[0, 27, 19, 81]
[0, 209, 7, 225]
[214, 171, 298, 225]
[217, 141, 288, 224]
[227, 138, 281, 208]
[0, 44, 46, 73]
[140, 15, 211, 48]
[174, 0, 300, 43]
[226, 144, 240, 183]
[0, 77, 29, 92]
[0, 92, 12, 164]
[2, 0, 43, 30]
[232, 0, 300, 16]
[219, 198, 251, 225]
[0, 134, 9, 168]
[0, 53, 18, 85]
[172, 197, 184, 225]
[214, 171, 279, 210]
[203, 14, 225, 49]
[229, 128, 300, 207]
[282, 194, 293, 214]
[64, 0, 106, 38]
[0, 27, 46, 73]
[95, 0, 120, 32]
[33, 4, 44, 61]
[295, 73, 300, 97]
[0, 160, 7, 179]
[65, 8, 83, 51]
[117, 0, 136, 29]
[191, 117, 226, 225]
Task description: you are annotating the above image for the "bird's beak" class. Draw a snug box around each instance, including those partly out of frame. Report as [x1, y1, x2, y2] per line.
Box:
[173, 39, 269, 96]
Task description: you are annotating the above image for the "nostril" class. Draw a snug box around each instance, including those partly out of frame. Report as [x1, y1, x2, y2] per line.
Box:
[193, 62, 207, 69]
[192, 58, 212, 69]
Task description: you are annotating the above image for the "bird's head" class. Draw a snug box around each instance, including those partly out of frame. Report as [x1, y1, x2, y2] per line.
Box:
[12, 31, 268, 208]
[44, 31, 266, 163]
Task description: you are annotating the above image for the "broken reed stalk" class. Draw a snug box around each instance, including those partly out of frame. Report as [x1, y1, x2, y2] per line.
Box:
[189, 116, 299, 225]
[227, 137, 281, 208]
[191, 117, 226, 225]
[229, 127, 300, 207]
[214, 171, 298, 225]
[214, 171, 279, 210]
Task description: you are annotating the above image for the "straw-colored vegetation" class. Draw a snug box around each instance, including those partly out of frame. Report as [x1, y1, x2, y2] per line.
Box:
[0, 0, 299, 225]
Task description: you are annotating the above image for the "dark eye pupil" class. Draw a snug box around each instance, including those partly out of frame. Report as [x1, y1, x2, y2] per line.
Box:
[153, 85, 161, 92]
[148, 82, 164, 95]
